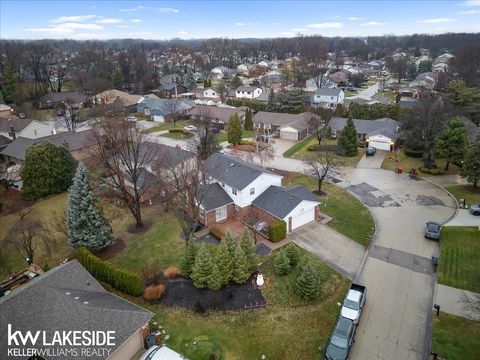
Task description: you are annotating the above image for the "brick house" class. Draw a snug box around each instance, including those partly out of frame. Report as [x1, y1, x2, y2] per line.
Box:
[198, 154, 321, 234]
[253, 111, 321, 141]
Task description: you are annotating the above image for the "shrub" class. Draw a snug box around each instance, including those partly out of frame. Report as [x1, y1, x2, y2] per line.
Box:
[210, 227, 224, 240]
[144, 284, 166, 303]
[404, 148, 424, 158]
[269, 220, 287, 242]
[274, 250, 291, 276]
[78, 247, 144, 296]
[180, 241, 197, 279]
[284, 243, 300, 267]
[239, 140, 254, 145]
[43, 263, 50, 272]
[232, 245, 250, 284]
[169, 128, 190, 135]
[163, 266, 181, 278]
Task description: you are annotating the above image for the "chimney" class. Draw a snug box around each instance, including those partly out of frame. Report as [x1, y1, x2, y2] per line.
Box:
[9, 124, 16, 140]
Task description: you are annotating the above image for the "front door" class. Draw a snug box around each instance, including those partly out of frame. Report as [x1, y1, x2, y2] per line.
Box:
[215, 206, 227, 222]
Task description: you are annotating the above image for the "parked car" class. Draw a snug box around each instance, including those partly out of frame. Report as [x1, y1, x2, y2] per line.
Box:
[424, 221, 441, 240]
[56, 108, 65, 116]
[469, 204, 480, 216]
[18, 112, 26, 119]
[208, 127, 220, 134]
[126, 116, 137, 122]
[365, 147, 376, 156]
[341, 284, 367, 325]
[139, 345, 187, 360]
[325, 317, 356, 360]
[184, 125, 198, 132]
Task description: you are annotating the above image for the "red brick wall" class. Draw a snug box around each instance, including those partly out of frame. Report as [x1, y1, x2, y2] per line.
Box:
[202, 203, 235, 226]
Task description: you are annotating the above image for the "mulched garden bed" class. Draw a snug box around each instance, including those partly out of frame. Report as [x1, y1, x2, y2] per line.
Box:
[127, 220, 153, 233]
[91, 238, 126, 260]
[160, 274, 267, 311]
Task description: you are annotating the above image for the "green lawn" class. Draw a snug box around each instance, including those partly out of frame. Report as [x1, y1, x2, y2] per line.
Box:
[159, 132, 193, 140]
[375, 90, 396, 102]
[445, 185, 480, 206]
[215, 130, 254, 143]
[438, 227, 480, 293]
[382, 149, 461, 176]
[284, 137, 365, 167]
[143, 120, 192, 133]
[431, 312, 480, 360]
[131, 245, 349, 360]
[283, 173, 375, 247]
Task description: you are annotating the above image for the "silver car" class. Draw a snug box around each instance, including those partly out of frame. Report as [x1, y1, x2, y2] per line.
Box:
[425, 221, 441, 240]
[469, 204, 480, 216]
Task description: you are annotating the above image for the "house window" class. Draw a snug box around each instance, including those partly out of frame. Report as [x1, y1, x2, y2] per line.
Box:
[232, 188, 237, 195]
[216, 206, 227, 222]
[250, 187, 255, 195]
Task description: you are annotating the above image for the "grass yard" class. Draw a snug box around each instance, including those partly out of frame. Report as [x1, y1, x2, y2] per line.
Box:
[129, 245, 350, 360]
[382, 149, 461, 176]
[445, 185, 480, 205]
[215, 129, 254, 143]
[283, 173, 375, 247]
[437, 227, 480, 293]
[143, 120, 192, 133]
[159, 132, 193, 140]
[284, 136, 365, 167]
[375, 90, 396, 102]
[431, 312, 480, 360]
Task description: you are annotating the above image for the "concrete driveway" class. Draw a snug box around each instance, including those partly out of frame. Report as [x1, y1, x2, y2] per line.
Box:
[357, 150, 387, 169]
[337, 169, 456, 360]
[346, 82, 379, 101]
[445, 209, 480, 226]
[289, 222, 366, 279]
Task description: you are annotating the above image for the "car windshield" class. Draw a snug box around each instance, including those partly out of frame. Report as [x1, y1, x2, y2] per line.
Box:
[427, 224, 438, 232]
[331, 334, 348, 348]
[344, 299, 360, 310]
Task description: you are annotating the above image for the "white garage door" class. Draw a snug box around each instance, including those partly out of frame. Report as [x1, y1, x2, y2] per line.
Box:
[153, 115, 165, 123]
[290, 208, 315, 230]
[280, 130, 298, 141]
[369, 136, 391, 151]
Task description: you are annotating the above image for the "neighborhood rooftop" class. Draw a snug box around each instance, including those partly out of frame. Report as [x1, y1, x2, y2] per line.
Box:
[330, 117, 400, 140]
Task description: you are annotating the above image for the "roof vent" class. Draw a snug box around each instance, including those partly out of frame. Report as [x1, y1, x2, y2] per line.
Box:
[229, 163, 235, 167]
[65, 292, 70, 295]
[74, 296, 79, 300]
[83, 301, 89, 304]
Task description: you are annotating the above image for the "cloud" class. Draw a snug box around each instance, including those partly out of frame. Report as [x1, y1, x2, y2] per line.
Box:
[464, 0, 480, 6]
[71, 33, 108, 40]
[348, 17, 362, 21]
[96, 18, 122, 24]
[419, 17, 456, 23]
[25, 22, 103, 35]
[179, 30, 188, 35]
[281, 31, 293, 36]
[273, 22, 280, 26]
[360, 21, 389, 26]
[131, 19, 142, 23]
[58, 23, 103, 30]
[306, 22, 343, 29]
[235, 22, 246, 26]
[117, 25, 132, 29]
[459, 9, 480, 14]
[158, 8, 179, 13]
[119, 5, 145, 12]
[51, 15, 96, 23]
[24, 26, 74, 34]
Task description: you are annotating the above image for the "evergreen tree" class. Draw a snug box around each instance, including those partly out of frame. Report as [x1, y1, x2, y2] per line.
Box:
[295, 261, 320, 300]
[112, 70, 124, 90]
[207, 263, 222, 290]
[338, 114, 358, 157]
[418, 60, 432, 73]
[230, 75, 243, 89]
[266, 87, 277, 112]
[0, 62, 17, 104]
[203, 79, 208, 88]
[232, 245, 250, 284]
[208, 79, 212, 87]
[216, 239, 234, 285]
[21, 141, 76, 200]
[181, 240, 198, 278]
[434, 118, 469, 170]
[240, 229, 258, 273]
[67, 162, 115, 250]
[461, 143, 480, 188]
[227, 113, 243, 146]
[184, 71, 197, 90]
[274, 250, 291, 276]
[191, 243, 214, 288]
[281, 90, 305, 114]
[223, 231, 237, 259]
[284, 243, 300, 267]
[244, 108, 253, 131]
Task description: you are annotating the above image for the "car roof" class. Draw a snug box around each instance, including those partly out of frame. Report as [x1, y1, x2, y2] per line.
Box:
[426, 221, 440, 226]
[335, 317, 353, 337]
[346, 289, 362, 302]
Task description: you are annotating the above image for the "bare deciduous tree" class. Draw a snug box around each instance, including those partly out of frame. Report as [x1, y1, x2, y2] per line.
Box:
[58, 98, 87, 133]
[89, 116, 159, 228]
[297, 35, 329, 88]
[242, 207, 262, 245]
[188, 107, 221, 160]
[304, 151, 337, 194]
[165, 99, 180, 126]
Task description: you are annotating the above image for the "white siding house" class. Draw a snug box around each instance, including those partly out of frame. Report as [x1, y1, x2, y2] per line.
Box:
[313, 88, 345, 109]
[236, 86, 263, 99]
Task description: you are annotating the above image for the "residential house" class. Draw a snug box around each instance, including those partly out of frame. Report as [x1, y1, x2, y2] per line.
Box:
[93, 89, 144, 111]
[0, 118, 54, 140]
[210, 66, 235, 80]
[187, 105, 246, 130]
[236, 63, 250, 75]
[0, 104, 13, 117]
[137, 98, 194, 123]
[329, 117, 400, 151]
[191, 88, 219, 99]
[235, 86, 262, 100]
[410, 72, 437, 90]
[1, 129, 96, 163]
[38, 91, 90, 109]
[328, 70, 349, 86]
[0, 260, 153, 360]
[199, 153, 321, 233]
[253, 111, 320, 141]
[313, 88, 345, 109]
[158, 82, 189, 98]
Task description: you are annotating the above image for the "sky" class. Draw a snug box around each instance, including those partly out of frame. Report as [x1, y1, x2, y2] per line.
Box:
[1, 0, 479, 40]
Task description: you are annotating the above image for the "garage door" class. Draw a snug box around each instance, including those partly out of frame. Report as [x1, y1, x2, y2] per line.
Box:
[280, 130, 298, 141]
[153, 115, 165, 123]
[369, 137, 391, 150]
[290, 208, 315, 230]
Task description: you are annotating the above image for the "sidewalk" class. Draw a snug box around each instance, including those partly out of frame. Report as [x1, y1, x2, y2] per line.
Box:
[435, 283, 480, 320]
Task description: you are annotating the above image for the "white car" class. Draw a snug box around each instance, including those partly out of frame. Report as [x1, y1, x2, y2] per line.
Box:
[140, 345, 188, 360]
[340, 284, 366, 325]
[183, 125, 197, 132]
[126, 116, 137, 122]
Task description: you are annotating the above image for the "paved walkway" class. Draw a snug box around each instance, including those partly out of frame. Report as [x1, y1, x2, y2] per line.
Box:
[445, 209, 480, 226]
[356, 150, 387, 169]
[289, 222, 366, 279]
[435, 284, 480, 321]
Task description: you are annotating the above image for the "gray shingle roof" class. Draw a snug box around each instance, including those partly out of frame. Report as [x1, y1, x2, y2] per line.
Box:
[39, 91, 89, 104]
[329, 117, 400, 140]
[205, 153, 280, 191]
[0, 260, 153, 360]
[0, 129, 95, 161]
[198, 183, 234, 211]
[253, 111, 319, 131]
[0, 118, 33, 133]
[188, 105, 245, 123]
[236, 86, 260, 92]
[253, 185, 320, 219]
[314, 88, 343, 97]
[137, 98, 193, 116]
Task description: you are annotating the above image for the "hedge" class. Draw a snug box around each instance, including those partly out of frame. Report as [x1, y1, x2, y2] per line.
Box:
[77, 247, 144, 296]
[210, 227, 224, 240]
[420, 166, 444, 175]
[269, 220, 287, 242]
[169, 128, 190, 135]
[404, 148, 424, 158]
